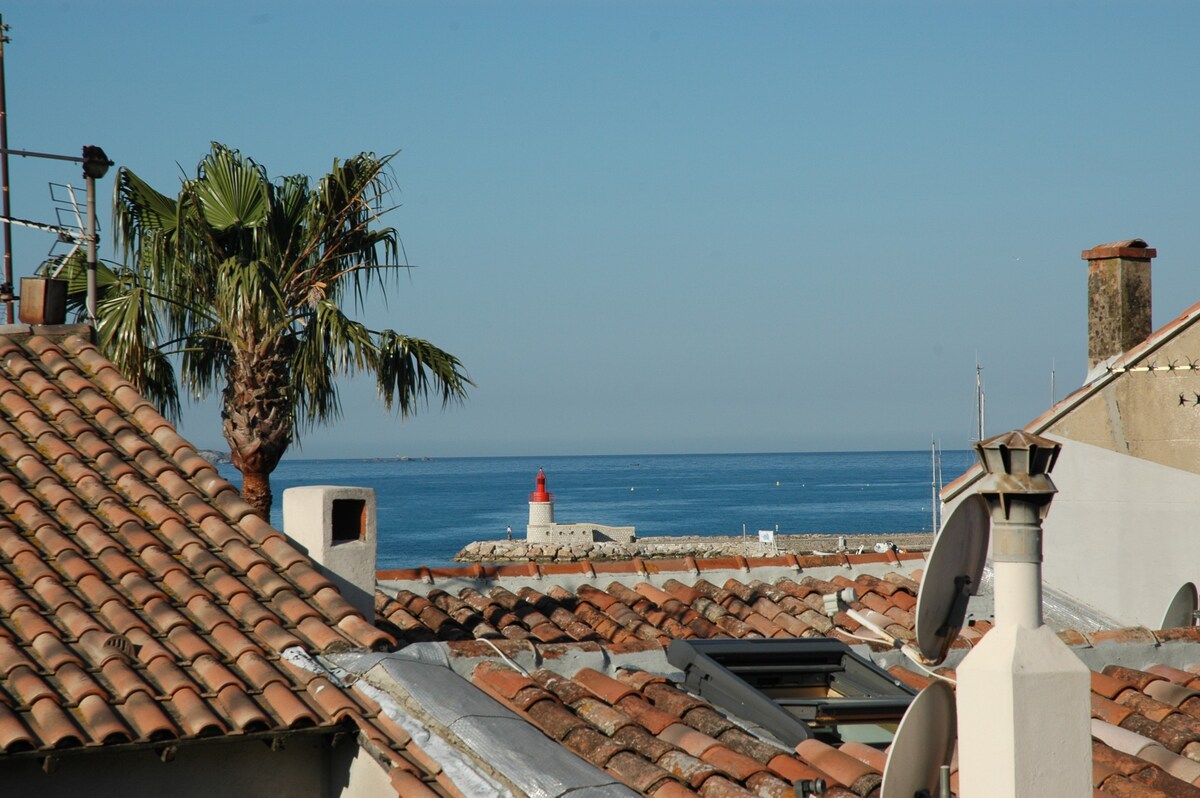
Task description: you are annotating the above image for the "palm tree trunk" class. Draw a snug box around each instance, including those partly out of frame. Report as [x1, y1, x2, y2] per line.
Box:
[239, 468, 274, 520]
[223, 352, 293, 519]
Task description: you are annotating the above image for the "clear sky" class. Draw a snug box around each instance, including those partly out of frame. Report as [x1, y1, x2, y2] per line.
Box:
[5, 1, 1200, 458]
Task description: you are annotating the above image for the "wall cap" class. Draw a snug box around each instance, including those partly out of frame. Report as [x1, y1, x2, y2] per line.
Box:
[1081, 239, 1156, 260]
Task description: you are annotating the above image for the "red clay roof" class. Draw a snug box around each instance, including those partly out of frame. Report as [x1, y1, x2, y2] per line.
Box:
[430, 634, 1200, 798]
[376, 558, 933, 650]
[0, 329, 454, 794]
[378, 559, 1200, 797]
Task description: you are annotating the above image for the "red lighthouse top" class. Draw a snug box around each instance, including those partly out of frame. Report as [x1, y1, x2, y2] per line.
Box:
[529, 468, 553, 503]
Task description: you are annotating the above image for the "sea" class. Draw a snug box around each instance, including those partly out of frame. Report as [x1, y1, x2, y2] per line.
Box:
[216, 450, 977, 570]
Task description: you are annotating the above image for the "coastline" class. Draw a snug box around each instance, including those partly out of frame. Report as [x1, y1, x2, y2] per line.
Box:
[455, 531, 933, 563]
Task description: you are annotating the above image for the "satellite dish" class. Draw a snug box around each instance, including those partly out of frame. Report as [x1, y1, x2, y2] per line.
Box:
[1161, 582, 1198, 629]
[880, 680, 957, 798]
[914, 494, 989, 664]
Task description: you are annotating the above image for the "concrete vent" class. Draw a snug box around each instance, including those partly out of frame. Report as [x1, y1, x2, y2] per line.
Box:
[18, 277, 67, 325]
[1081, 239, 1156, 370]
[282, 485, 377, 618]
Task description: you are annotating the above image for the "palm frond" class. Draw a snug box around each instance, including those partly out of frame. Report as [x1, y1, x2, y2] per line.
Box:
[193, 143, 269, 232]
[290, 300, 377, 428]
[212, 256, 285, 348]
[374, 330, 473, 417]
[94, 283, 182, 421]
[296, 152, 402, 310]
[179, 326, 230, 397]
[112, 166, 179, 266]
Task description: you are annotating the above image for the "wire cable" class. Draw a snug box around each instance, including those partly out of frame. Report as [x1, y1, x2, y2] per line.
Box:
[481, 637, 531, 676]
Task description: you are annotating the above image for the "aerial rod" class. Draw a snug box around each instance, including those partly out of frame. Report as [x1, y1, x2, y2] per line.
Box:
[1, 15, 12, 323]
[0, 18, 111, 326]
[0, 146, 86, 164]
[0, 143, 111, 325]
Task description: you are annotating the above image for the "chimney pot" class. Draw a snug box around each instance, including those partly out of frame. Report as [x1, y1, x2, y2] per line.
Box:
[18, 277, 68, 325]
[1081, 238, 1154, 370]
[283, 486, 377, 619]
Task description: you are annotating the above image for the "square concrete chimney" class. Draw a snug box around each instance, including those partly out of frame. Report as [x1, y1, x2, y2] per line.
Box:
[18, 277, 67, 325]
[282, 486, 377, 619]
[1081, 239, 1155, 370]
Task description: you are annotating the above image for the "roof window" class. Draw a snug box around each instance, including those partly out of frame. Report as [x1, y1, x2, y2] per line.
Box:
[667, 638, 915, 746]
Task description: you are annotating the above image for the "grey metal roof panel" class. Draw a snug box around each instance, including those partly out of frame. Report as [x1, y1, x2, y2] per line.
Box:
[334, 650, 638, 798]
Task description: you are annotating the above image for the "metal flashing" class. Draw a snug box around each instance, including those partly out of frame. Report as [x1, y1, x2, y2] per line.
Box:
[345, 650, 637, 798]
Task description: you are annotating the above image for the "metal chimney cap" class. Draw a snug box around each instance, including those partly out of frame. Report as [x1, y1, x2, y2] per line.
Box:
[974, 430, 1060, 478]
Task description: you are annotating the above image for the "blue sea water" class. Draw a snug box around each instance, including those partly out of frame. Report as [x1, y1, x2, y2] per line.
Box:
[217, 450, 976, 570]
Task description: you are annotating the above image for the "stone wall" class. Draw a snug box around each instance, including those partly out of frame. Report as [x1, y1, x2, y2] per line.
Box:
[457, 532, 931, 563]
[460, 539, 771, 562]
[526, 522, 637, 545]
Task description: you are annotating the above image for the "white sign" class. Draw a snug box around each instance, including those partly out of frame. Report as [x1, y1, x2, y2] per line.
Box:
[758, 530, 775, 544]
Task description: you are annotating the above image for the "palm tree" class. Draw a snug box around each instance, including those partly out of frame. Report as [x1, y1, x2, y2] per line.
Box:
[56, 143, 471, 517]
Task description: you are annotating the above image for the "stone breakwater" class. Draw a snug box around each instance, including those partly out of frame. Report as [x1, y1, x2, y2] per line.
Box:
[455, 532, 934, 563]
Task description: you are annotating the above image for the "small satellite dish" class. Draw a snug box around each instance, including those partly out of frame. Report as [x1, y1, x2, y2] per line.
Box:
[880, 680, 957, 798]
[914, 494, 989, 664]
[1161, 582, 1198, 629]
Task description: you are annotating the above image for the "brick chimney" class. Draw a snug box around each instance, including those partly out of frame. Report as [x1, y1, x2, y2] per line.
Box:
[1081, 239, 1155, 370]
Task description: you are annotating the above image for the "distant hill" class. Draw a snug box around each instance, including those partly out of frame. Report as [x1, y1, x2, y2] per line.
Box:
[196, 449, 232, 465]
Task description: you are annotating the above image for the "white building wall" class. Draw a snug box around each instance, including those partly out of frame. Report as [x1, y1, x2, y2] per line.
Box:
[945, 434, 1200, 629]
[526, 522, 636, 544]
[340, 739, 396, 797]
[529, 500, 554, 528]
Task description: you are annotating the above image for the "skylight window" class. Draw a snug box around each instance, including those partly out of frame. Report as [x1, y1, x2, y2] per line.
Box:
[667, 638, 915, 746]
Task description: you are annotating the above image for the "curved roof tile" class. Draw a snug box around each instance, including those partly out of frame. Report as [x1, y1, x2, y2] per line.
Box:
[0, 330, 442, 793]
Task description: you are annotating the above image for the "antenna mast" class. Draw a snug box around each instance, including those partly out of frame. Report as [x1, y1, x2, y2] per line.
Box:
[974, 359, 985, 442]
[930, 440, 938, 534]
[0, 16, 12, 323]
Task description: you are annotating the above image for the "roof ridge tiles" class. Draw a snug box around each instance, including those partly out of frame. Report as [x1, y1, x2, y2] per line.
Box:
[375, 550, 932, 588]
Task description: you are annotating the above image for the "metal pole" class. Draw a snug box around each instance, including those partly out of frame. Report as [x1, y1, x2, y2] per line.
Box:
[85, 173, 96, 324]
[0, 17, 12, 323]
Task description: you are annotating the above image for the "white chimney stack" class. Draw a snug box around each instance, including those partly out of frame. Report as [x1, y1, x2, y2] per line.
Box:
[956, 432, 1091, 797]
[283, 486, 377, 618]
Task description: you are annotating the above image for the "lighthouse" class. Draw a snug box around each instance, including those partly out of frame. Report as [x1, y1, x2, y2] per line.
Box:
[524, 469, 636, 544]
[527, 469, 555, 537]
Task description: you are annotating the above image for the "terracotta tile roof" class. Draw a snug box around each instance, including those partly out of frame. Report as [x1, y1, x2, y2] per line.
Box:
[404, 635, 1200, 798]
[376, 558, 1200, 797]
[376, 555, 931, 651]
[0, 330, 455, 793]
[467, 650, 854, 797]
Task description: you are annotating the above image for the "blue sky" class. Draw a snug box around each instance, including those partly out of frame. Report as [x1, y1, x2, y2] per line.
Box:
[6, 2, 1200, 458]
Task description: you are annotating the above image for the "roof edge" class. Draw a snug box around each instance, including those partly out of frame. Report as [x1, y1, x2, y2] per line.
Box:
[942, 295, 1200, 502]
